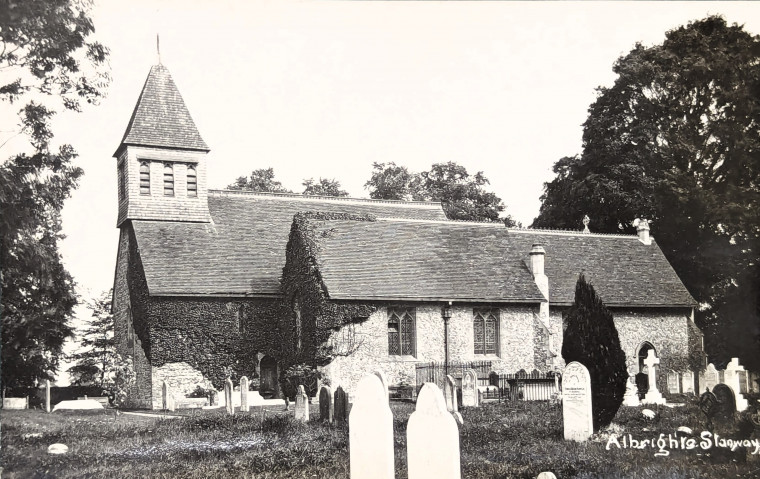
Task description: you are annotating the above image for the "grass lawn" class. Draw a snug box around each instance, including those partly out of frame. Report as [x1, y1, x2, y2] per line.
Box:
[2, 398, 759, 478]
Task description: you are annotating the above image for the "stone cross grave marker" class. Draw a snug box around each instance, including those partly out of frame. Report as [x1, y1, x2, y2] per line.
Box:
[461, 369, 479, 407]
[623, 367, 640, 407]
[225, 378, 235, 415]
[407, 383, 461, 479]
[334, 386, 348, 423]
[45, 380, 51, 413]
[642, 350, 665, 405]
[681, 371, 695, 395]
[373, 370, 389, 402]
[349, 374, 394, 479]
[562, 361, 593, 442]
[162, 381, 175, 412]
[319, 386, 334, 422]
[240, 376, 249, 412]
[704, 363, 719, 392]
[444, 375, 458, 412]
[295, 385, 309, 422]
[723, 358, 749, 412]
[667, 371, 680, 394]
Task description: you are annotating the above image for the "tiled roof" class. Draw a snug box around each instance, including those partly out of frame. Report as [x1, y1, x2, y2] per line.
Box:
[309, 219, 546, 303]
[115, 64, 209, 155]
[132, 191, 447, 296]
[305, 218, 696, 307]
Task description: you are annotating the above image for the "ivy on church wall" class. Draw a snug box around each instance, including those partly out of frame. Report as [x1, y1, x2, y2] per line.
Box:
[278, 212, 379, 374]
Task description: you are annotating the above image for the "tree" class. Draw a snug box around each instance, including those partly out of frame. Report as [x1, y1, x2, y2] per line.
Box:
[534, 16, 760, 369]
[365, 161, 515, 224]
[302, 177, 348, 197]
[227, 168, 292, 193]
[562, 275, 628, 431]
[0, 0, 110, 390]
[68, 290, 116, 388]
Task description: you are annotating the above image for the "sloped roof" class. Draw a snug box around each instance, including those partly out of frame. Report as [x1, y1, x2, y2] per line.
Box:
[305, 218, 696, 307]
[132, 191, 447, 296]
[115, 64, 209, 155]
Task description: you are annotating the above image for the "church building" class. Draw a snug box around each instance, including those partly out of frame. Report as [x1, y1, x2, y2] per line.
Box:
[112, 64, 704, 408]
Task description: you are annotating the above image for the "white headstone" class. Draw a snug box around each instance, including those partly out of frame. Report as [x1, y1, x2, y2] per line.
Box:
[162, 381, 175, 412]
[295, 385, 309, 422]
[667, 371, 680, 394]
[623, 369, 640, 407]
[461, 369, 479, 407]
[3, 397, 27, 409]
[642, 350, 665, 405]
[225, 378, 234, 415]
[240, 376, 250, 412]
[349, 374, 394, 479]
[704, 363, 719, 391]
[45, 380, 51, 413]
[562, 361, 593, 441]
[407, 383, 461, 479]
[723, 358, 749, 412]
[536, 473, 557, 479]
[444, 375, 458, 412]
[681, 371, 695, 395]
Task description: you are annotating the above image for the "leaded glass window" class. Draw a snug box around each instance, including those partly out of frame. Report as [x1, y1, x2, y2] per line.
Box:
[474, 308, 499, 355]
[388, 307, 415, 356]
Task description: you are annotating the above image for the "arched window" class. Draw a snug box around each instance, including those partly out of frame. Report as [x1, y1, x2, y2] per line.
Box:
[139, 161, 150, 195]
[388, 307, 415, 356]
[474, 308, 499, 355]
[187, 165, 197, 197]
[163, 163, 174, 196]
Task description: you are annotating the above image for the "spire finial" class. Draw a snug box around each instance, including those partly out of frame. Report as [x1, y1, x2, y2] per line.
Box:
[156, 34, 161, 64]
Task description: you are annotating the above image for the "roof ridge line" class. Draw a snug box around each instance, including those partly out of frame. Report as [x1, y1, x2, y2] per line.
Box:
[507, 227, 641, 239]
[375, 216, 504, 226]
[208, 189, 443, 208]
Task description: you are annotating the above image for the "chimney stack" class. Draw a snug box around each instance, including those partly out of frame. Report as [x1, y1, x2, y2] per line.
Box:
[529, 244, 546, 276]
[635, 219, 651, 245]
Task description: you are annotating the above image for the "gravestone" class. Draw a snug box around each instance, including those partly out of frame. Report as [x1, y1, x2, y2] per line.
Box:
[444, 375, 458, 412]
[295, 385, 309, 422]
[162, 381, 175, 412]
[461, 369, 479, 407]
[334, 386, 348, 423]
[681, 371, 695, 395]
[667, 371, 680, 394]
[642, 350, 665, 405]
[623, 368, 640, 407]
[349, 374, 394, 479]
[704, 363, 719, 391]
[240, 376, 249, 412]
[562, 361, 593, 441]
[712, 384, 737, 425]
[225, 378, 234, 415]
[373, 370, 389, 402]
[699, 389, 718, 427]
[3, 397, 27, 409]
[407, 383, 461, 479]
[319, 386, 334, 422]
[45, 380, 51, 413]
[488, 371, 499, 387]
[723, 358, 749, 412]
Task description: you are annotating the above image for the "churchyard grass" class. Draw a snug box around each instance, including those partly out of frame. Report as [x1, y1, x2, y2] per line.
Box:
[2, 399, 758, 478]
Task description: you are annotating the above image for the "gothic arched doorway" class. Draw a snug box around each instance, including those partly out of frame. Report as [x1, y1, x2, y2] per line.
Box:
[259, 356, 279, 399]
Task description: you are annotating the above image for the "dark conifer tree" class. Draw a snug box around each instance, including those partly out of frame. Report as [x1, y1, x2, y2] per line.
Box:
[562, 274, 627, 430]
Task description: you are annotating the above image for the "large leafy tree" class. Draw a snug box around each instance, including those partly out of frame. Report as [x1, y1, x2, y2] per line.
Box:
[562, 275, 628, 431]
[0, 0, 110, 390]
[68, 290, 116, 389]
[366, 161, 515, 224]
[534, 16, 760, 369]
[227, 168, 292, 193]
[302, 177, 348, 197]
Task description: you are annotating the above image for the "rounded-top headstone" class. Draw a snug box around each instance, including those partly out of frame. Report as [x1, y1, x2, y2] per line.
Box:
[536, 472, 557, 479]
[48, 443, 69, 455]
[407, 383, 460, 479]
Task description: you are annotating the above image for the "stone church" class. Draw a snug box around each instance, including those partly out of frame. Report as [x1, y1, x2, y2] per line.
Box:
[112, 64, 704, 408]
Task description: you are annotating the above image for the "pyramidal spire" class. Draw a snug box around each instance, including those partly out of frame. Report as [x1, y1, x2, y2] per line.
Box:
[114, 63, 209, 156]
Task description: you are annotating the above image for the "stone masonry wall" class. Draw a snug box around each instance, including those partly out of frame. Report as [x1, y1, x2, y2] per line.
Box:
[321, 303, 540, 398]
[151, 361, 209, 409]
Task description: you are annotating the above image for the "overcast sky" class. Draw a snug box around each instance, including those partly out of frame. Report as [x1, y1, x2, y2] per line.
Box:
[3, 1, 759, 382]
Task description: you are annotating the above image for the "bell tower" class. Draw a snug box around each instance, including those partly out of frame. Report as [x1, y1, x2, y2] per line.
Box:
[113, 63, 211, 226]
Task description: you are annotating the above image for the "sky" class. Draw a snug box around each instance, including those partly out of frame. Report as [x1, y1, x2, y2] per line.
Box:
[2, 1, 759, 383]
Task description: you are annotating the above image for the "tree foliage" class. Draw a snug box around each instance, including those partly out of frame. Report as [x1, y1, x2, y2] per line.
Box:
[534, 16, 760, 369]
[562, 275, 628, 431]
[302, 177, 348, 197]
[227, 168, 292, 193]
[0, 0, 110, 390]
[365, 161, 515, 224]
[68, 290, 116, 388]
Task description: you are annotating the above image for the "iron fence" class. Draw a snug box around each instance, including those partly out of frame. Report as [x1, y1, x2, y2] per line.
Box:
[415, 360, 493, 391]
[481, 370, 561, 402]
